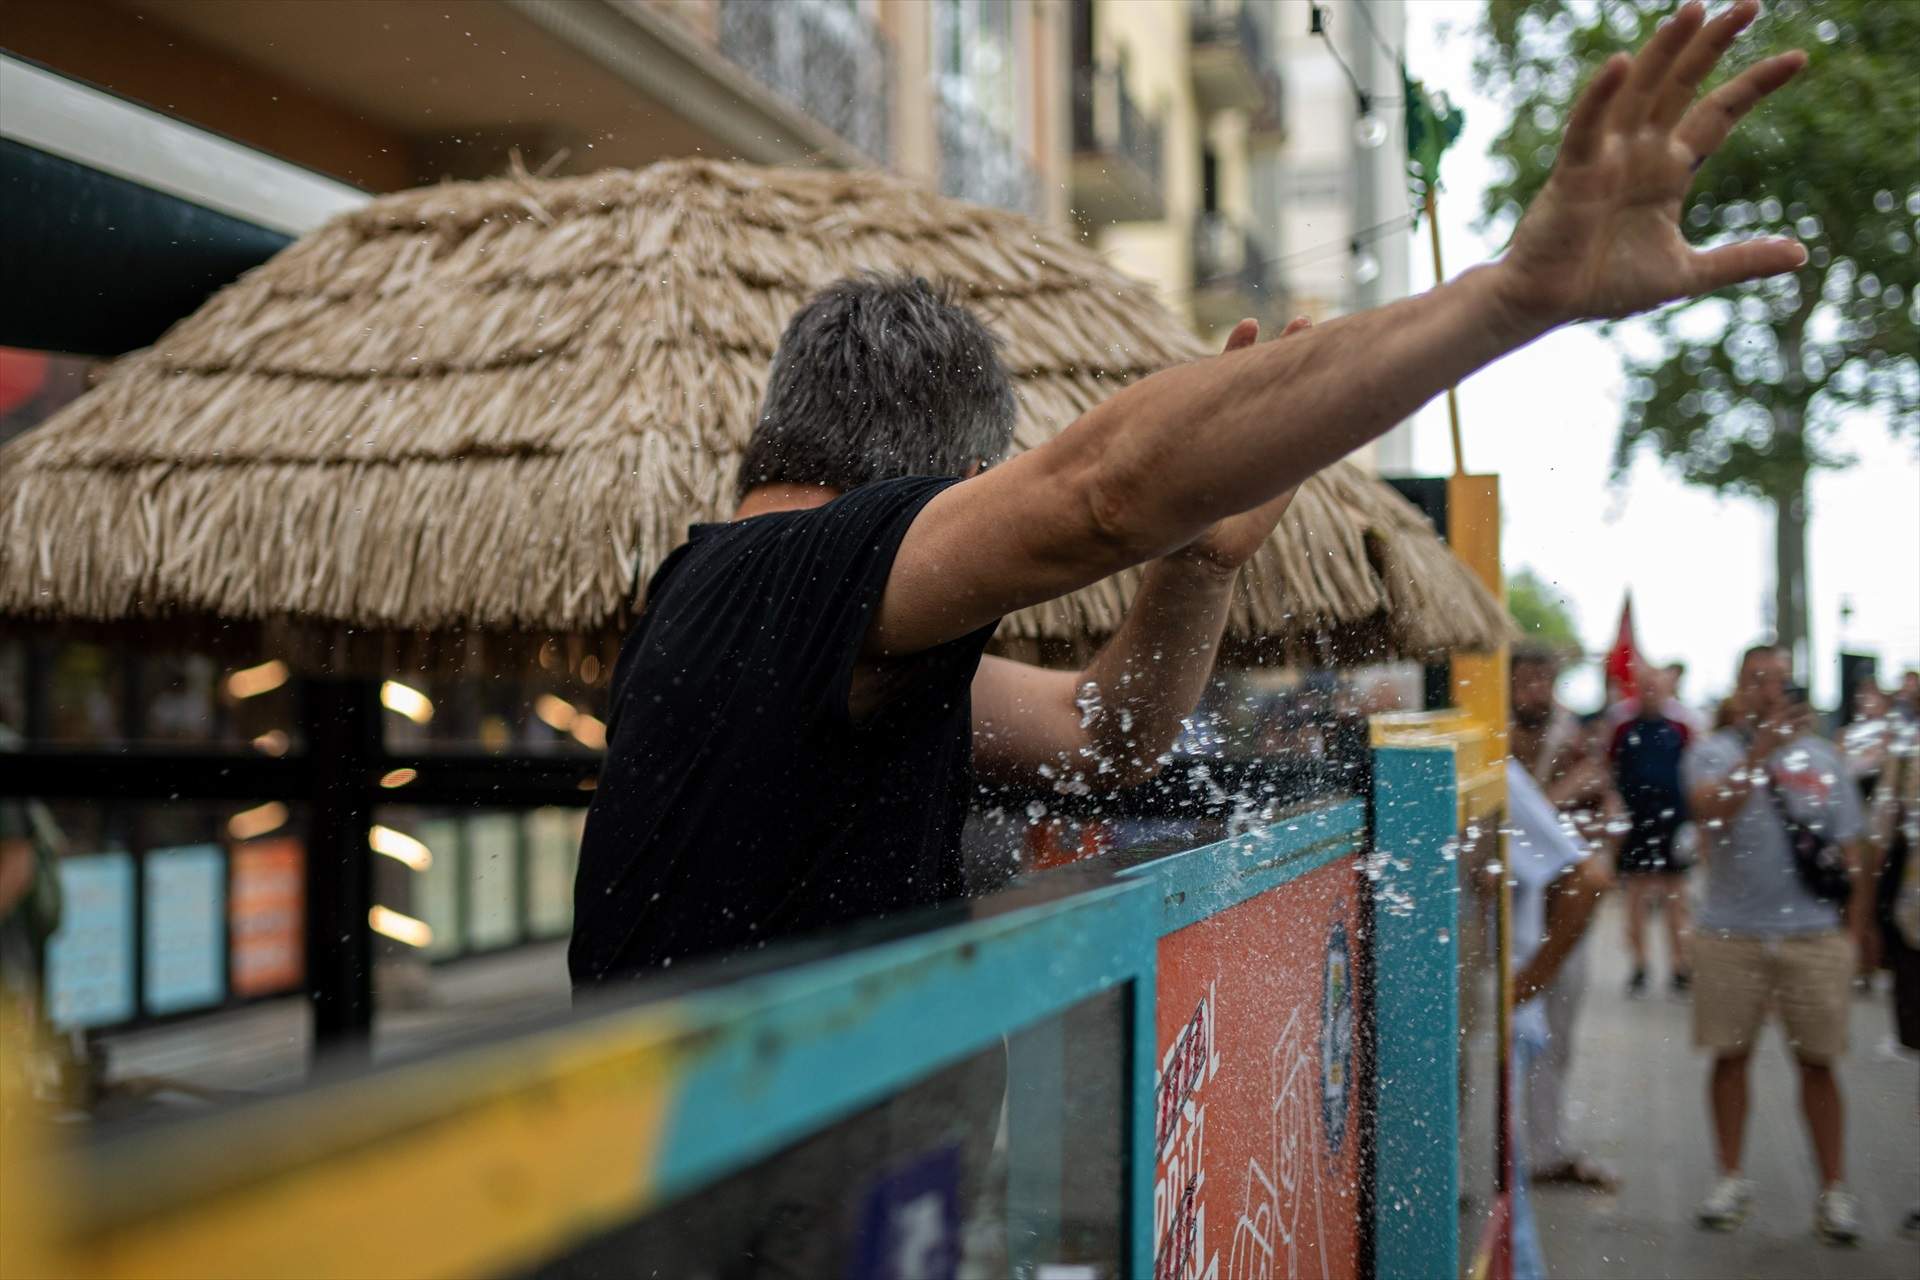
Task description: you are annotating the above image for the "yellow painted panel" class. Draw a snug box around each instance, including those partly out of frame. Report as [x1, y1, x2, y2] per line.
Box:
[23, 1013, 684, 1280]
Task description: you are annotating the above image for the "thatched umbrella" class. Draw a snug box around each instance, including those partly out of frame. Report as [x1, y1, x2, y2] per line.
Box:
[0, 159, 1508, 672]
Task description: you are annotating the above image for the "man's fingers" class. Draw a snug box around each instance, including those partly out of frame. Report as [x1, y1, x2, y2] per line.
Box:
[1675, 51, 1807, 162]
[1613, 1, 1705, 129]
[1560, 53, 1631, 167]
[1280, 315, 1313, 339]
[1650, 0, 1758, 129]
[1689, 236, 1808, 293]
[1222, 318, 1259, 353]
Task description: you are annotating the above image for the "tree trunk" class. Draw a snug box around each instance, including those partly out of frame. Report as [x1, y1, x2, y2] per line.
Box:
[1770, 310, 1815, 684]
[1773, 468, 1811, 684]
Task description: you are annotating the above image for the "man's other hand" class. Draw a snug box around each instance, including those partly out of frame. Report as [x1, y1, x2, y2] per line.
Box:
[1170, 314, 1314, 574]
[1495, 0, 1807, 332]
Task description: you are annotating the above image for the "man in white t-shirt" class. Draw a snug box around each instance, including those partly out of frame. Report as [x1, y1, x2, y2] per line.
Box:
[1505, 759, 1612, 1279]
[1683, 644, 1871, 1244]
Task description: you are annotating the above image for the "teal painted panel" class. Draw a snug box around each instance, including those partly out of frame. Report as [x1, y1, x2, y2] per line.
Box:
[1369, 746, 1461, 1278]
[1120, 798, 1366, 935]
[654, 879, 1159, 1220]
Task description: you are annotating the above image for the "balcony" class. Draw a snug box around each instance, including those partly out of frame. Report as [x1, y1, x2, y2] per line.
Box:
[1069, 65, 1165, 223]
[1188, 0, 1273, 116]
[1190, 213, 1277, 331]
[1247, 67, 1288, 143]
[717, 0, 892, 165]
[937, 81, 1042, 215]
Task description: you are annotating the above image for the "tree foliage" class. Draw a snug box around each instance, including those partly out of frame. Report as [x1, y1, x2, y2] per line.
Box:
[1507, 566, 1583, 656]
[1474, 0, 1919, 503]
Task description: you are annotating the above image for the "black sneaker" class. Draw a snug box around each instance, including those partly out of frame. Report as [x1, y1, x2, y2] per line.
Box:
[1627, 970, 1648, 998]
[1672, 971, 1692, 998]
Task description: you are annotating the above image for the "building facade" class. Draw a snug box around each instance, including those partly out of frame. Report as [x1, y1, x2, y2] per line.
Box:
[1065, 0, 1413, 472]
[3, 0, 1071, 218]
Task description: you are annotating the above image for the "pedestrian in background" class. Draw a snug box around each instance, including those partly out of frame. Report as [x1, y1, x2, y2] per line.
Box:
[1610, 665, 1696, 997]
[1867, 713, 1920, 1236]
[1685, 645, 1872, 1245]
[1508, 647, 1620, 1192]
[1506, 759, 1614, 1276]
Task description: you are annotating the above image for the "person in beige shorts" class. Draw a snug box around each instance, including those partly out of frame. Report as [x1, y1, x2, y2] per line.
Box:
[1683, 646, 1872, 1244]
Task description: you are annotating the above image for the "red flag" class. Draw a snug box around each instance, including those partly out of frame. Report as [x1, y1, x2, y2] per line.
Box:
[1605, 594, 1641, 704]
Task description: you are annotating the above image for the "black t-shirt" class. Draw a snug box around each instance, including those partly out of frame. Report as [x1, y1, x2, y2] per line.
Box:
[569, 477, 996, 987]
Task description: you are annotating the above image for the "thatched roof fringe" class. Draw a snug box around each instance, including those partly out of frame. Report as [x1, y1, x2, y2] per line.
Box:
[0, 159, 1512, 670]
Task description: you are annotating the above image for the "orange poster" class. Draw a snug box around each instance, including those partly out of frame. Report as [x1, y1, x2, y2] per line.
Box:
[1152, 857, 1364, 1280]
[230, 837, 305, 997]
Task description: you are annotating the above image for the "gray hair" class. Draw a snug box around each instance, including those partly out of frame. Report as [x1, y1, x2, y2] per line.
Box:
[734, 274, 1017, 501]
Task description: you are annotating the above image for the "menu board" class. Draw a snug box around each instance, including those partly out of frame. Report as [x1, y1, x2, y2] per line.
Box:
[466, 814, 521, 951]
[143, 844, 226, 1015]
[46, 853, 136, 1029]
[414, 818, 464, 960]
[1151, 857, 1364, 1280]
[526, 808, 582, 939]
[229, 837, 304, 997]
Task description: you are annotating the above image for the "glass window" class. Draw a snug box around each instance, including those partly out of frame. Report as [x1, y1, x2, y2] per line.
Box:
[521, 988, 1128, 1277]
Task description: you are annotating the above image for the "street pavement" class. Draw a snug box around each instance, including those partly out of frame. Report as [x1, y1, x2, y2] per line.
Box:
[1535, 896, 1920, 1280]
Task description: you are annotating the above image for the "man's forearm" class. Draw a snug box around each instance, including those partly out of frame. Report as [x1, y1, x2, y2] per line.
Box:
[1066, 264, 1539, 568]
[1075, 555, 1237, 782]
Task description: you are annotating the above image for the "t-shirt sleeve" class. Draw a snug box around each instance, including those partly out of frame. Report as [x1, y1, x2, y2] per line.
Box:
[1682, 733, 1736, 793]
[740, 476, 991, 724]
[1824, 744, 1868, 842]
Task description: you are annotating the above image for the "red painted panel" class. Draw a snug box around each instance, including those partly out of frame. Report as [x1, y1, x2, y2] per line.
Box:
[1152, 858, 1364, 1280]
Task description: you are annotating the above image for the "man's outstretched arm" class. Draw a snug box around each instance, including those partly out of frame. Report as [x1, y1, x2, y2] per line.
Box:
[872, 0, 1806, 660]
[971, 318, 1304, 785]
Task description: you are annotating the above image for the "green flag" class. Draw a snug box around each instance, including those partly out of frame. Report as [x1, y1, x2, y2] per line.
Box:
[1404, 68, 1465, 226]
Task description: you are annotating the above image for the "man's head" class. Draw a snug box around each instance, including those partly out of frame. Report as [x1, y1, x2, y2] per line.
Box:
[1665, 661, 1686, 696]
[734, 274, 1017, 503]
[1510, 643, 1561, 729]
[1730, 643, 1789, 724]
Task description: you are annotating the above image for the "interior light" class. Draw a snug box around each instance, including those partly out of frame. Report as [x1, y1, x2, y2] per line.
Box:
[368, 824, 432, 871]
[534, 693, 577, 732]
[369, 905, 433, 948]
[570, 712, 608, 751]
[227, 660, 289, 699]
[380, 680, 434, 724]
[228, 801, 289, 841]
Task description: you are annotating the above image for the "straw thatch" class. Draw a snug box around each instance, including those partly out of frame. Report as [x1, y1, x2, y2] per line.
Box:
[0, 159, 1510, 673]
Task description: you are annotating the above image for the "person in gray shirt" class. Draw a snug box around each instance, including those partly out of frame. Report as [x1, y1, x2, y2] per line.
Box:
[1683, 644, 1870, 1244]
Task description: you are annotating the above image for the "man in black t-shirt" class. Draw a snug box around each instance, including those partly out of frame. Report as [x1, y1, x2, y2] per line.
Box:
[571, 9, 1811, 985]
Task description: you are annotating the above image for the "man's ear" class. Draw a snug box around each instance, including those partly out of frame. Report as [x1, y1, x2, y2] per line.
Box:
[965, 459, 985, 479]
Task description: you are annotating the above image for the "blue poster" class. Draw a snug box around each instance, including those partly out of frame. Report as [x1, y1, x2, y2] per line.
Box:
[850, 1144, 962, 1280]
[144, 844, 227, 1015]
[46, 853, 136, 1030]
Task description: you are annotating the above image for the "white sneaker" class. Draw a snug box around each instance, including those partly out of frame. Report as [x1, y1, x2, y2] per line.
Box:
[1696, 1175, 1754, 1231]
[1814, 1187, 1862, 1246]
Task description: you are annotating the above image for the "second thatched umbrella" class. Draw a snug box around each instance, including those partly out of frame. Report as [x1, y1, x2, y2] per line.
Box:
[0, 159, 1509, 671]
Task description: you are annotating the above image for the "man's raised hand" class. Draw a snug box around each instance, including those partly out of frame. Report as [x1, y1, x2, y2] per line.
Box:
[1497, 0, 1807, 330]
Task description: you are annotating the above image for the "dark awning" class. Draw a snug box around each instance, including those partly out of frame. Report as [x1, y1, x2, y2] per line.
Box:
[0, 137, 291, 357]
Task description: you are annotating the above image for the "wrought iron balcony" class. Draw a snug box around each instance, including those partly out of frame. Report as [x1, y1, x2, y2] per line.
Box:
[1190, 213, 1276, 331]
[1188, 0, 1274, 116]
[717, 0, 891, 164]
[1069, 64, 1165, 223]
[936, 81, 1041, 215]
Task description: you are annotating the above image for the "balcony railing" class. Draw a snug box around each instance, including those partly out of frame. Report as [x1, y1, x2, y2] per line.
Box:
[717, 0, 891, 164]
[1072, 66, 1161, 185]
[1191, 213, 1275, 328]
[936, 81, 1041, 215]
[1069, 64, 1164, 222]
[1187, 0, 1274, 116]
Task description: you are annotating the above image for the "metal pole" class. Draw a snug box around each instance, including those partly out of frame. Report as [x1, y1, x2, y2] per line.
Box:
[300, 677, 379, 1057]
[1425, 186, 1466, 476]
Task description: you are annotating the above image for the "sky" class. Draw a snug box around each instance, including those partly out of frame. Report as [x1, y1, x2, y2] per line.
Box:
[1389, 1, 1919, 711]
